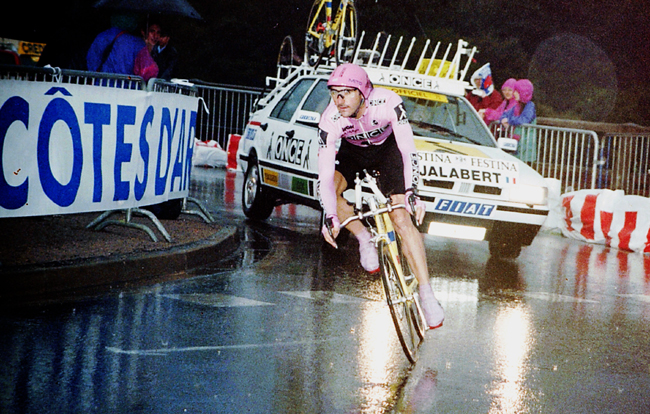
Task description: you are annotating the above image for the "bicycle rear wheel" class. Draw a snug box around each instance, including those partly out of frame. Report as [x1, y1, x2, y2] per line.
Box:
[334, 2, 357, 65]
[379, 241, 421, 363]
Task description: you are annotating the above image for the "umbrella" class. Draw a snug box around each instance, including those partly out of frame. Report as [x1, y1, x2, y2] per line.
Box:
[93, 0, 202, 20]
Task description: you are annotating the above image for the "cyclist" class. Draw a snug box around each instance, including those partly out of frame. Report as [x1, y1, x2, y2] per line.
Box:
[317, 63, 444, 329]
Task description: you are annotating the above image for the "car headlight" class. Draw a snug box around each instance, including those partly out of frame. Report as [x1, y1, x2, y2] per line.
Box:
[508, 184, 547, 206]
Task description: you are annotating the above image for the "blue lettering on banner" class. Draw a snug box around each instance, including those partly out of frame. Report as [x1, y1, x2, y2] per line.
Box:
[38, 98, 82, 207]
[185, 111, 196, 190]
[171, 109, 186, 192]
[135, 106, 154, 201]
[114, 105, 135, 201]
[0, 83, 198, 217]
[0, 96, 29, 210]
[156, 107, 177, 196]
[84, 102, 110, 202]
[435, 199, 495, 216]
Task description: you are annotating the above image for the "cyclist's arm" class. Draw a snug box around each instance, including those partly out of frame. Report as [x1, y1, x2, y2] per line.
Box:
[317, 111, 340, 218]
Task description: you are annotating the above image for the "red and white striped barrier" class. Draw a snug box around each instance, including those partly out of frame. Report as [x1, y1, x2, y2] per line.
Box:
[226, 134, 242, 171]
[561, 189, 650, 253]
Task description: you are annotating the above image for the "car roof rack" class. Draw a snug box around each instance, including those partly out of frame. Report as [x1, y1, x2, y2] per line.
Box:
[262, 31, 477, 107]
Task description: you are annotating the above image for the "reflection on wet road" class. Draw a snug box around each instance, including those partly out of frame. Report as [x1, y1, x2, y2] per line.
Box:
[1, 167, 649, 413]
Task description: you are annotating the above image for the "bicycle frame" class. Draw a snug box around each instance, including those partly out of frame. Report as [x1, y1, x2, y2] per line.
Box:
[340, 172, 417, 296]
[307, 0, 353, 50]
[337, 171, 426, 362]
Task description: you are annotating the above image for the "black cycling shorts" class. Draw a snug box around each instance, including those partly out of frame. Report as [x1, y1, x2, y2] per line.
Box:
[335, 133, 405, 196]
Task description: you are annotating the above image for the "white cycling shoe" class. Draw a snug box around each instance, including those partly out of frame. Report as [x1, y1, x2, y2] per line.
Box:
[419, 284, 444, 329]
[357, 230, 380, 273]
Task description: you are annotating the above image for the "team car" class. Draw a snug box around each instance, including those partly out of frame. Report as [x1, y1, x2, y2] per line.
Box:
[237, 34, 549, 258]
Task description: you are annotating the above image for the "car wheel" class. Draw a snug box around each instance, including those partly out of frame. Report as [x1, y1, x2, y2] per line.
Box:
[242, 157, 274, 220]
[488, 240, 522, 259]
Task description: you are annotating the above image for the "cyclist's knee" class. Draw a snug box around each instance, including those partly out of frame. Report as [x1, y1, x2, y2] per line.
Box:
[391, 209, 414, 231]
[334, 171, 348, 194]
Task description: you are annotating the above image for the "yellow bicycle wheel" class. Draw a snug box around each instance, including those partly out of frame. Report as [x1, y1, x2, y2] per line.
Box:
[379, 240, 422, 363]
[397, 236, 426, 340]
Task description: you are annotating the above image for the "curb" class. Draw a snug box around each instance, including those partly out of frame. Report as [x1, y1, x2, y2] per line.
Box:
[0, 226, 240, 308]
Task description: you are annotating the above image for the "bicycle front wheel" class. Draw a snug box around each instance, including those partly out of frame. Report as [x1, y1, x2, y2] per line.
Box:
[398, 236, 426, 340]
[335, 1, 358, 65]
[379, 241, 421, 363]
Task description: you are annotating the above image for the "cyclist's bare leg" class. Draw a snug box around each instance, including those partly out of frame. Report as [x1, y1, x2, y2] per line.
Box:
[333, 171, 366, 237]
[329, 171, 379, 272]
[388, 194, 429, 285]
[390, 194, 444, 328]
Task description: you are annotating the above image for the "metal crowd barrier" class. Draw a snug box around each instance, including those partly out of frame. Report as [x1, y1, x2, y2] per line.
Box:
[189, 79, 265, 150]
[491, 122, 650, 197]
[599, 133, 650, 197]
[1, 64, 147, 89]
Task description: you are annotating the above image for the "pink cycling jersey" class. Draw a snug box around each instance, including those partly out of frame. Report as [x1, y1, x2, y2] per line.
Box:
[317, 87, 420, 218]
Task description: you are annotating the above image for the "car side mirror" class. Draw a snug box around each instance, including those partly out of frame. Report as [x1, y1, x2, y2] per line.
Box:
[296, 110, 321, 127]
[498, 137, 518, 153]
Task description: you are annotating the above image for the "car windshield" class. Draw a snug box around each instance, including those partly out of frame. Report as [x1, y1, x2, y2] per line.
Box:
[400, 94, 496, 147]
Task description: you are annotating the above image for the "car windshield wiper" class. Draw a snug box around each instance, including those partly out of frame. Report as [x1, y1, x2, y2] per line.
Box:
[411, 120, 462, 138]
[411, 120, 483, 145]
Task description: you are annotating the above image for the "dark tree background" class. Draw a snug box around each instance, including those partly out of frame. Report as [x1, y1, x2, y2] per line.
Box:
[2, 0, 649, 125]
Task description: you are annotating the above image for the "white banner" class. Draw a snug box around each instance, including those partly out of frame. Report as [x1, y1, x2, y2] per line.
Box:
[0, 80, 198, 217]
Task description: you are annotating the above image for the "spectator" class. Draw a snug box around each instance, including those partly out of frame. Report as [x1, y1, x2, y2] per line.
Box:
[87, 13, 145, 75]
[151, 26, 178, 80]
[482, 78, 517, 124]
[134, 21, 160, 82]
[465, 63, 503, 113]
[500, 79, 537, 162]
[86, 14, 158, 82]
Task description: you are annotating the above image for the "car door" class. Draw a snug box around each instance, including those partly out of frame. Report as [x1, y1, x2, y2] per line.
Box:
[258, 77, 330, 205]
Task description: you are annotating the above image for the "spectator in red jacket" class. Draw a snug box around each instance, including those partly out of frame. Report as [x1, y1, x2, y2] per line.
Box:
[466, 63, 503, 114]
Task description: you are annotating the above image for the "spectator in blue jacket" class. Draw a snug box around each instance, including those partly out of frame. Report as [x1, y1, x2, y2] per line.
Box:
[500, 79, 536, 127]
[501, 79, 537, 162]
[86, 13, 145, 75]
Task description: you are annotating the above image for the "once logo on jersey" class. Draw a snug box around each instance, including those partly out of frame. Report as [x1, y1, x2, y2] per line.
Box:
[394, 103, 409, 125]
[368, 98, 386, 106]
[346, 125, 388, 142]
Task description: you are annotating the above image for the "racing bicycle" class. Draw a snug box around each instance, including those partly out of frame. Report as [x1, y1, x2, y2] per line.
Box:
[327, 170, 427, 363]
[305, 0, 358, 68]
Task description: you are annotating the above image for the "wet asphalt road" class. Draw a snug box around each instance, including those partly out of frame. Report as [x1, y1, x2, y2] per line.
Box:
[1, 167, 650, 413]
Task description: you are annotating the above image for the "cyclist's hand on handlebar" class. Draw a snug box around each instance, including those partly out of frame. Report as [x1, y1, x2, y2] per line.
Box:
[406, 190, 425, 225]
[322, 214, 340, 248]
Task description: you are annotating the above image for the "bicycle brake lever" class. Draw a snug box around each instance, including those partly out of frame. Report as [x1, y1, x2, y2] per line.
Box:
[325, 216, 334, 239]
[408, 195, 417, 215]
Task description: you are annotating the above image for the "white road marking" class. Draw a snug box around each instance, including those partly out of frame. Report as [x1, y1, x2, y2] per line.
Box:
[278, 291, 370, 303]
[106, 338, 343, 356]
[617, 294, 650, 303]
[161, 293, 274, 307]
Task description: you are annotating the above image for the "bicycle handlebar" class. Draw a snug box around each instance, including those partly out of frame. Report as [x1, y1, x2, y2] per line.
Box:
[339, 203, 406, 228]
